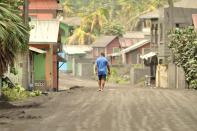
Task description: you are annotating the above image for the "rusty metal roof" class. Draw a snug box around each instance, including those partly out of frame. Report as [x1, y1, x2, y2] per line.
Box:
[29, 20, 60, 44]
[139, 10, 160, 19]
[165, 0, 197, 9]
[92, 36, 117, 47]
[29, 0, 58, 10]
[61, 17, 81, 26]
[123, 32, 145, 39]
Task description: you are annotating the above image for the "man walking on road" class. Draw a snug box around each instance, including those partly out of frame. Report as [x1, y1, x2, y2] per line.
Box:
[95, 52, 110, 91]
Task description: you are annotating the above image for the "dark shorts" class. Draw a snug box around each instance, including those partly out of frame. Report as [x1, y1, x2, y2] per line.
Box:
[98, 74, 106, 81]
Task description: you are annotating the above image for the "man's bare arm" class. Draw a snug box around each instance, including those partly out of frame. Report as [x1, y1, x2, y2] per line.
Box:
[107, 63, 110, 75]
[95, 65, 98, 74]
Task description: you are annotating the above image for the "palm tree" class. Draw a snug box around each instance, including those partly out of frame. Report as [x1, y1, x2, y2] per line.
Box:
[62, 0, 74, 17]
[68, 8, 109, 45]
[0, 3, 29, 89]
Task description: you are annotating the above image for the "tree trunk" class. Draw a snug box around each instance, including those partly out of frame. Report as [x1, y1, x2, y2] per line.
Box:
[0, 76, 2, 98]
[22, 0, 29, 89]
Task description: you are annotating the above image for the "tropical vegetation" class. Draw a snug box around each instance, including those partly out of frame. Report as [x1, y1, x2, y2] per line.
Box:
[0, 0, 29, 76]
[61, 0, 169, 45]
[168, 27, 197, 89]
[2, 84, 41, 101]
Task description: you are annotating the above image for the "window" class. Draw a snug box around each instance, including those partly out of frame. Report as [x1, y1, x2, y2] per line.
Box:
[113, 47, 120, 53]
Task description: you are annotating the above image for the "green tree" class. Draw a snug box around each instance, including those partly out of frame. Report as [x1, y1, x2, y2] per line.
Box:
[168, 27, 197, 89]
[102, 21, 125, 36]
[0, 2, 29, 83]
[62, 0, 74, 17]
[68, 8, 109, 45]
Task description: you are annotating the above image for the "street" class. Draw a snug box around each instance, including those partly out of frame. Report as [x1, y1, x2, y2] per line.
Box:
[0, 73, 197, 131]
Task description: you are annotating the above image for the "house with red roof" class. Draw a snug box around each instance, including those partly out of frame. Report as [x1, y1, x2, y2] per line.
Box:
[27, 0, 63, 91]
[29, 0, 61, 20]
[92, 36, 121, 65]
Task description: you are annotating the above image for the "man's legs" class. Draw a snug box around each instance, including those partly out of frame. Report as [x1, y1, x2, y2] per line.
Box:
[98, 75, 106, 91]
[101, 78, 106, 91]
[98, 79, 102, 91]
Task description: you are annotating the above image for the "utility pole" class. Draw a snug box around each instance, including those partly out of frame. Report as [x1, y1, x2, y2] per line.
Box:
[23, 0, 29, 25]
[22, 0, 29, 89]
[168, 0, 174, 29]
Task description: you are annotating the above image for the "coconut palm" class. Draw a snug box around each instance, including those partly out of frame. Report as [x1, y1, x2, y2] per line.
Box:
[62, 0, 74, 17]
[68, 8, 109, 45]
[0, 3, 29, 76]
[68, 28, 95, 45]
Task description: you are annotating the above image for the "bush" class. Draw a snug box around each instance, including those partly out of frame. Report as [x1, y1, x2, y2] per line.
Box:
[2, 85, 28, 101]
[108, 67, 129, 84]
[2, 85, 42, 101]
[168, 27, 197, 89]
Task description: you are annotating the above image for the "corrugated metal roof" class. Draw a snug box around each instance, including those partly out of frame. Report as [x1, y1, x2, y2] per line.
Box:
[29, 46, 46, 53]
[165, 0, 197, 9]
[140, 52, 156, 60]
[123, 32, 145, 39]
[140, 10, 159, 19]
[29, 20, 60, 43]
[192, 14, 197, 29]
[92, 36, 117, 47]
[122, 39, 150, 53]
[61, 17, 81, 26]
[29, 0, 58, 10]
[119, 38, 134, 48]
[63, 45, 92, 55]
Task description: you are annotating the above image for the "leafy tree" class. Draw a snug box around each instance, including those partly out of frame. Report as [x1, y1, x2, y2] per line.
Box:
[62, 0, 74, 17]
[60, 0, 169, 31]
[168, 27, 197, 89]
[0, 2, 29, 76]
[102, 21, 125, 36]
[68, 28, 95, 45]
[68, 8, 109, 45]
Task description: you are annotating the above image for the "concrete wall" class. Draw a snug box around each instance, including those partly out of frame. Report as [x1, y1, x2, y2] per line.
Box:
[130, 67, 150, 86]
[156, 64, 187, 88]
[80, 63, 94, 79]
[5, 55, 23, 86]
[168, 64, 187, 89]
[72, 58, 94, 79]
[156, 64, 168, 88]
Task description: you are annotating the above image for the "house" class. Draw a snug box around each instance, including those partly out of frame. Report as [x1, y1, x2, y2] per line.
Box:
[28, 0, 61, 20]
[121, 40, 151, 65]
[139, 0, 197, 88]
[63, 45, 93, 78]
[92, 36, 121, 64]
[29, 20, 61, 91]
[140, 0, 197, 64]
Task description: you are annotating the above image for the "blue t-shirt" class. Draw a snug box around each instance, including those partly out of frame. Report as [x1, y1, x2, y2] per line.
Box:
[96, 56, 108, 75]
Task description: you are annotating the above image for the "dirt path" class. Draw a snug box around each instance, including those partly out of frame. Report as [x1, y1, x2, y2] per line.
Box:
[0, 73, 197, 131]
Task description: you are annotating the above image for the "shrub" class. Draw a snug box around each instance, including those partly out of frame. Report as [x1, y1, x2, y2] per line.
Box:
[168, 27, 197, 89]
[2, 85, 42, 101]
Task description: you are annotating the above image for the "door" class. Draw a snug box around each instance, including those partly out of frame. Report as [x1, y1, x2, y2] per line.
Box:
[34, 54, 46, 81]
